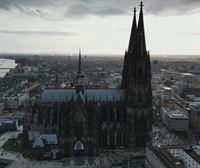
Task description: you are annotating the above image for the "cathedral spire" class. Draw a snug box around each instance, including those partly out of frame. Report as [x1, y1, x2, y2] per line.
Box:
[78, 49, 82, 74]
[76, 50, 85, 94]
[138, 1, 146, 55]
[128, 7, 137, 53]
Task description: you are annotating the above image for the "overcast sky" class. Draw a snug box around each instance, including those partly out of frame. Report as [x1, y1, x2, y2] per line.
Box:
[0, 0, 199, 56]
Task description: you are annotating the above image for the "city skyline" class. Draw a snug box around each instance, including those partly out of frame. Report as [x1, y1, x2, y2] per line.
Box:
[0, 1, 200, 166]
[0, 0, 200, 55]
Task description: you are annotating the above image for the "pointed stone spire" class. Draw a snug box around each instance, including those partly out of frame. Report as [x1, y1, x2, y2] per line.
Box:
[76, 49, 85, 93]
[121, 7, 137, 89]
[138, 1, 144, 29]
[138, 1, 146, 55]
[128, 7, 137, 53]
[78, 49, 82, 74]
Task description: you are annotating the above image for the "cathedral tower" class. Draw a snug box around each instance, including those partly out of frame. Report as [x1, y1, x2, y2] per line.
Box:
[121, 1, 152, 148]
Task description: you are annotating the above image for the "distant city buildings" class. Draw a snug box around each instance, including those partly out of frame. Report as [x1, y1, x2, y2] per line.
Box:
[0, 1, 199, 167]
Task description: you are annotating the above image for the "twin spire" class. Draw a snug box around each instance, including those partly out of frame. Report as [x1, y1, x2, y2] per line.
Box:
[121, 1, 148, 89]
[128, 1, 146, 55]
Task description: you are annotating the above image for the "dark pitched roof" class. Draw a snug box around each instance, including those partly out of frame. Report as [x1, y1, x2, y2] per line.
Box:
[41, 89, 125, 102]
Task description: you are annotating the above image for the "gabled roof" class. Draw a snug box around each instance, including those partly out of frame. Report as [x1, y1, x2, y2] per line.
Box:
[41, 89, 76, 102]
[32, 134, 58, 148]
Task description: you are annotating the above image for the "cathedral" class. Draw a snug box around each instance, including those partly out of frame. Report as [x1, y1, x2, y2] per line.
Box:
[25, 2, 152, 156]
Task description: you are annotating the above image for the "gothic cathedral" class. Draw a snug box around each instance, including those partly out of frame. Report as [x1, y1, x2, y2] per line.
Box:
[25, 2, 152, 156]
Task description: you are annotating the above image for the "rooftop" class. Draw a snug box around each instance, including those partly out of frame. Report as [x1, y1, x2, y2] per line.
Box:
[186, 149, 200, 165]
[147, 145, 185, 168]
[165, 109, 188, 119]
[41, 88, 125, 102]
[32, 134, 58, 148]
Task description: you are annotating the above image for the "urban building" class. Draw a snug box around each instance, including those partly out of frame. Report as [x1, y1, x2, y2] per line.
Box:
[0, 112, 24, 132]
[188, 104, 200, 136]
[146, 145, 200, 168]
[32, 134, 58, 148]
[160, 85, 174, 107]
[181, 88, 200, 100]
[0, 119, 17, 132]
[145, 145, 185, 168]
[161, 107, 188, 131]
[168, 147, 200, 168]
[0, 101, 5, 115]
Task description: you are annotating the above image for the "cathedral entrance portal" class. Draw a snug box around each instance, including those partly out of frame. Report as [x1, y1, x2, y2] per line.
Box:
[74, 141, 85, 156]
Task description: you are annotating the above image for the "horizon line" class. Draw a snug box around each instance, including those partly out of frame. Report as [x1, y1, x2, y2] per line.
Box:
[0, 53, 199, 58]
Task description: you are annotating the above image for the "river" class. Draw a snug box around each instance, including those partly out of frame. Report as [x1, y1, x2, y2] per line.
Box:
[0, 59, 17, 78]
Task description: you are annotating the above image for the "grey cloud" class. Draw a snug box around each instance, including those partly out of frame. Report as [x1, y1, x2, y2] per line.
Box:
[0, 30, 76, 36]
[0, 0, 47, 19]
[0, 0, 53, 10]
[13, 3, 45, 17]
[0, 0, 12, 10]
[0, 0, 199, 18]
[97, 8, 126, 16]
[66, 2, 127, 17]
[145, 0, 200, 15]
[65, 0, 200, 16]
